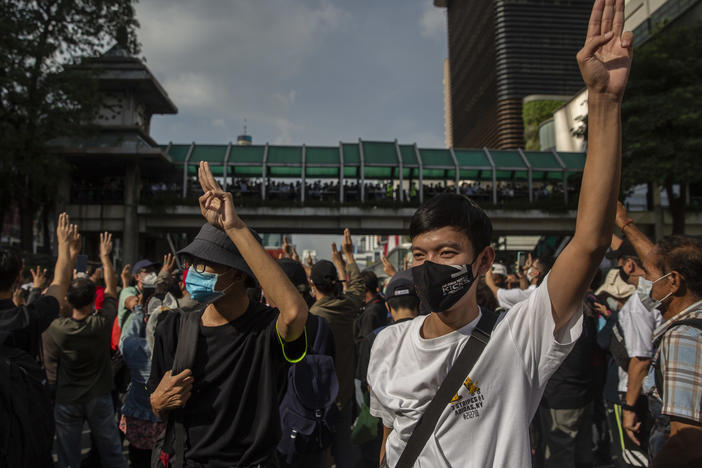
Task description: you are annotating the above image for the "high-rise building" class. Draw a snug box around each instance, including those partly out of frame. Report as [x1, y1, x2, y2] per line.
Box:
[435, 0, 592, 149]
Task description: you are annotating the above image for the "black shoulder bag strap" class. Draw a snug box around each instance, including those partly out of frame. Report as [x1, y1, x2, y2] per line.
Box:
[395, 309, 499, 468]
[169, 309, 202, 468]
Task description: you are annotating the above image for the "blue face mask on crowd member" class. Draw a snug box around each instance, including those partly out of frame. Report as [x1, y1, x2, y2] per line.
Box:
[636, 273, 672, 312]
[185, 267, 232, 304]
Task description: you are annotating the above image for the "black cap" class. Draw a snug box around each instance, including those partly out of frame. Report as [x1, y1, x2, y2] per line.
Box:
[277, 258, 307, 287]
[310, 260, 338, 287]
[385, 269, 417, 300]
[132, 259, 158, 276]
[177, 224, 261, 280]
[606, 239, 638, 260]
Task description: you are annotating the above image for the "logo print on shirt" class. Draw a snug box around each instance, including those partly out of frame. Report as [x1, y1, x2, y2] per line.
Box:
[450, 376, 485, 420]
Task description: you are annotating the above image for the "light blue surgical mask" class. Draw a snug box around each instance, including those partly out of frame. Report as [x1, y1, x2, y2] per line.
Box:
[185, 268, 230, 304]
[637, 273, 672, 311]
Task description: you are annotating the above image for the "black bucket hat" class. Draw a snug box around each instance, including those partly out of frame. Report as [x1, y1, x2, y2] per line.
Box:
[177, 224, 261, 280]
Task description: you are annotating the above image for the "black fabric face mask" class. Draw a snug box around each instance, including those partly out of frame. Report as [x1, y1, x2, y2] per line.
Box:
[619, 266, 630, 283]
[412, 260, 476, 313]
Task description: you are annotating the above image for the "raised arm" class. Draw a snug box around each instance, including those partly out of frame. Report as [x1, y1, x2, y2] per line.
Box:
[341, 229, 365, 299]
[45, 213, 77, 303]
[485, 268, 500, 298]
[615, 202, 655, 260]
[548, 0, 634, 332]
[99, 232, 117, 298]
[330, 241, 348, 292]
[197, 162, 308, 341]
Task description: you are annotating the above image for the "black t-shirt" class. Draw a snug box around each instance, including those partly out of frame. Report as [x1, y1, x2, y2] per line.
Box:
[542, 314, 597, 409]
[147, 300, 306, 467]
[0, 296, 59, 357]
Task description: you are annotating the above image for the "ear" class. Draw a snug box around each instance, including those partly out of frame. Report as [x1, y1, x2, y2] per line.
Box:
[475, 246, 495, 277]
[670, 271, 685, 296]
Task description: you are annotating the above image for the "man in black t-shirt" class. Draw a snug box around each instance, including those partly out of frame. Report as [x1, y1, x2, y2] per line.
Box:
[148, 162, 308, 467]
[0, 212, 78, 467]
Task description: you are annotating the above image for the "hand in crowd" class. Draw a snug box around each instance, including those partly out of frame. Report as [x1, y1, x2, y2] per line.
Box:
[198, 161, 244, 232]
[381, 255, 397, 277]
[30, 266, 47, 289]
[615, 201, 631, 230]
[592, 301, 611, 318]
[161, 253, 176, 274]
[282, 236, 292, 258]
[622, 409, 642, 446]
[577, 0, 633, 101]
[121, 264, 132, 289]
[68, 226, 82, 262]
[291, 247, 300, 263]
[331, 242, 344, 267]
[341, 228, 354, 259]
[99, 231, 113, 260]
[150, 369, 195, 419]
[55, 212, 74, 247]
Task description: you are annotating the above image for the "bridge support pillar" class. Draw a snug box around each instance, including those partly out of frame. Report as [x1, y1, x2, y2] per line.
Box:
[123, 164, 140, 265]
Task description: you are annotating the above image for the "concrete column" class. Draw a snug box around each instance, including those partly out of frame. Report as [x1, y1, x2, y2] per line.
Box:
[123, 164, 141, 265]
[652, 182, 663, 240]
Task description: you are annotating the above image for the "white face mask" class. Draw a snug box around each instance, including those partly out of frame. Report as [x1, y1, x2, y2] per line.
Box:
[636, 273, 672, 312]
[526, 267, 538, 282]
[142, 272, 158, 287]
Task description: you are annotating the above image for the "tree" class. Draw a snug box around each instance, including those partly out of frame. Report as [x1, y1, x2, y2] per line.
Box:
[0, 0, 140, 250]
[622, 21, 702, 234]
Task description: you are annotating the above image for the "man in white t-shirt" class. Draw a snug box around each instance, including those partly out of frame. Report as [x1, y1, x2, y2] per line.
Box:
[367, 2, 635, 465]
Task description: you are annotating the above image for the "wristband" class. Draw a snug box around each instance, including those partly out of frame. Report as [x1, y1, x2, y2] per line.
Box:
[621, 219, 634, 230]
[621, 402, 636, 412]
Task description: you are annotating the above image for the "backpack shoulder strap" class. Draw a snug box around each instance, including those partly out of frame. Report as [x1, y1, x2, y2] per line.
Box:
[168, 308, 203, 468]
[395, 309, 498, 468]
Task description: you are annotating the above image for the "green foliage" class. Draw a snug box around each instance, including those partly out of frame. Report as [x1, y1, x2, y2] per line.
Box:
[0, 0, 140, 246]
[522, 100, 564, 150]
[622, 21, 702, 191]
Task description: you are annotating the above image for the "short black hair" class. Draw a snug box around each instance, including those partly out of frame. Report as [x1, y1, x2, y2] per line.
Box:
[66, 277, 97, 309]
[655, 236, 702, 298]
[409, 193, 493, 256]
[0, 249, 22, 292]
[387, 295, 419, 313]
[314, 280, 337, 296]
[360, 270, 379, 294]
[535, 256, 555, 273]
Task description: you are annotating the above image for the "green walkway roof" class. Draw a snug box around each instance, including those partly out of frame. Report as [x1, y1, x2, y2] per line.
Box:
[165, 140, 586, 182]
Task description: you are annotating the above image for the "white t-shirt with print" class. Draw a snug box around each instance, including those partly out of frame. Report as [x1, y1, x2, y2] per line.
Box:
[367, 276, 582, 468]
[616, 293, 663, 393]
[496, 284, 537, 309]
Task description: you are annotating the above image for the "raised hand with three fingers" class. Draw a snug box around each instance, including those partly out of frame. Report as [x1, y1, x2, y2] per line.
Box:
[198, 161, 244, 232]
[577, 0, 634, 101]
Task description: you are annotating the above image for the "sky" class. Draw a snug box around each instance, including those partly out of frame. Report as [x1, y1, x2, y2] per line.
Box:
[135, 0, 447, 254]
[136, 0, 448, 148]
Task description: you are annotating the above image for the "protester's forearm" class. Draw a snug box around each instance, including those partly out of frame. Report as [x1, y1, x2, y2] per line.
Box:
[46, 243, 73, 301]
[225, 226, 307, 338]
[101, 254, 117, 298]
[484, 272, 499, 298]
[573, 97, 621, 251]
[621, 222, 655, 262]
[625, 357, 650, 407]
[547, 97, 621, 331]
[519, 275, 528, 290]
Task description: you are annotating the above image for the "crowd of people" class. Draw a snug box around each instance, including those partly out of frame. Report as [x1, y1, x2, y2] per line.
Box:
[1, 2, 701, 468]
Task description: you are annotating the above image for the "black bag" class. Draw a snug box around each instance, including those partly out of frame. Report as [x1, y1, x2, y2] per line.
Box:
[609, 319, 631, 371]
[277, 316, 339, 466]
[151, 309, 202, 468]
[0, 306, 54, 468]
[394, 310, 498, 468]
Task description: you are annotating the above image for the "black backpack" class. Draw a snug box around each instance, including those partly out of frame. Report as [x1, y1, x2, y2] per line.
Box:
[151, 308, 202, 468]
[0, 306, 54, 468]
[609, 319, 632, 371]
[277, 316, 339, 466]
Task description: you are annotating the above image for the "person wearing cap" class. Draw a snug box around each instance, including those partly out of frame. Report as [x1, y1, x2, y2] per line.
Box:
[147, 162, 308, 467]
[491, 263, 508, 289]
[118, 258, 159, 331]
[485, 255, 553, 310]
[309, 229, 365, 468]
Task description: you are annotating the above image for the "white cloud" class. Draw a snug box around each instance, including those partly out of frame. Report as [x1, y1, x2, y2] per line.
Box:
[420, 3, 446, 38]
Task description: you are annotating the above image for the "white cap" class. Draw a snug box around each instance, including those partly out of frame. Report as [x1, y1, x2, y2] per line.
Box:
[492, 263, 507, 276]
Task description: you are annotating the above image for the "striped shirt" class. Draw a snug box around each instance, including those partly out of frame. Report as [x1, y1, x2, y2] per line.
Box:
[653, 300, 702, 422]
